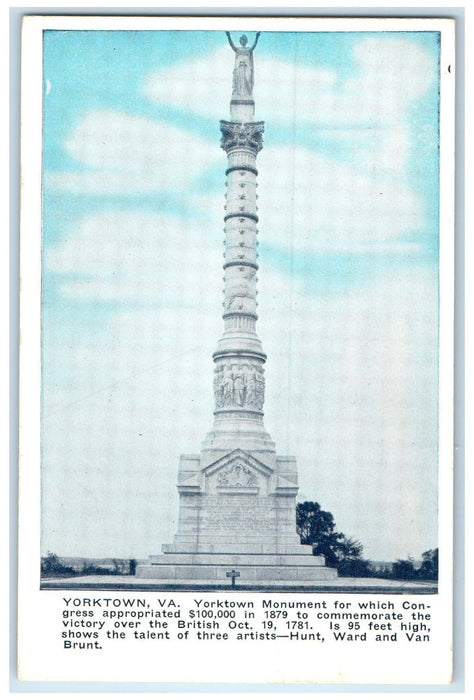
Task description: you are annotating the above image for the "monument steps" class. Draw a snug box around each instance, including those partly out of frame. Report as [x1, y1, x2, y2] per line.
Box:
[147, 552, 326, 566]
[136, 562, 337, 582]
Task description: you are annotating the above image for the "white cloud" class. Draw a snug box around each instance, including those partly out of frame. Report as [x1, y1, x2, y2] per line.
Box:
[46, 211, 222, 306]
[45, 111, 219, 194]
[349, 36, 437, 102]
[44, 170, 159, 195]
[143, 47, 232, 120]
[257, 146, 424, 247]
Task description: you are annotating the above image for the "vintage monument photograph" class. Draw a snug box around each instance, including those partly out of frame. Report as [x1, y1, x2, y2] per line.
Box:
[38, 26, 443, 591]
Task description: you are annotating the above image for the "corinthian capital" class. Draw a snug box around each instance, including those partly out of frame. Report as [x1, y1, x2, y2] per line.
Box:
[220, 120, 265, 155]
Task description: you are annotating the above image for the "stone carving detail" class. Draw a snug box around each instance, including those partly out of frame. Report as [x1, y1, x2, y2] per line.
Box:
[218, 463, 257, 488]
[242, 269, 256, 281]
[220, 120, 264, 154]
[223, 293, 254, 313]
[214, 363, 265, 410]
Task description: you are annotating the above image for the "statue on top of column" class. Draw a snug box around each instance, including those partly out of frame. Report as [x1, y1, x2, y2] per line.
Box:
[226, 32, 261, 99]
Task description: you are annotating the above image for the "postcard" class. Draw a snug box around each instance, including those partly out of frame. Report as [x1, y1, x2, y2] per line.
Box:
[18, 14, 455, 685]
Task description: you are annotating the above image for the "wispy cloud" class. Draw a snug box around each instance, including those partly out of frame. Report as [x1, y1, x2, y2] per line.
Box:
[45, 111, 219, 194]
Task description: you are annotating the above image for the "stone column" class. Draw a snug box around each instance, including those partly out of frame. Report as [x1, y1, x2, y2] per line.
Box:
[202, 34, 274, 457]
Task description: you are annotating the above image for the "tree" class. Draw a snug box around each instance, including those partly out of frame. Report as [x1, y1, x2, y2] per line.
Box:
[335, 537, 374, 577]
[392, 558, 418, 580]
[41, 552, 75, 577]
[112, 558, 121, 574]
[296, 501, 373, 576]
[419, 548, 438, 581]
[296, 501, 340, 566]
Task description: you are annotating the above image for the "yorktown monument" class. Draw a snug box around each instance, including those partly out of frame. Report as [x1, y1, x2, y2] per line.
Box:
[136, 33, 337, 585]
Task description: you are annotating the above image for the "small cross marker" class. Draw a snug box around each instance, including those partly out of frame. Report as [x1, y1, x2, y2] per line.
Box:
[226, 569, 241, 588]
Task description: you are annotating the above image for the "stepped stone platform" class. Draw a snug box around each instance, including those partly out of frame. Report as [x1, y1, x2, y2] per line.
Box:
[136, 550, 336, 586]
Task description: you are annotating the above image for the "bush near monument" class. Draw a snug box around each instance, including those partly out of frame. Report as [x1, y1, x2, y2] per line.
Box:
[389, 549, 438, 581]
[41, 552, 76, 578]
[419, 548, 439, 580]
[40, 553, 137, 578]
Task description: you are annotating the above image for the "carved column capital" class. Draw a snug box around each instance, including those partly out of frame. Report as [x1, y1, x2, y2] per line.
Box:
[220, 120, 265, 155]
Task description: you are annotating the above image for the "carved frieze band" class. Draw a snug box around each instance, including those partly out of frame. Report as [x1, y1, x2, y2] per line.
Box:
[214, 361, 265, 411]
[220, 120, 265, 155]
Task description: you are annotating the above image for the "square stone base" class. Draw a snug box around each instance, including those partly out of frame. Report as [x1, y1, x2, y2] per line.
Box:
[138, 446, 338, 586]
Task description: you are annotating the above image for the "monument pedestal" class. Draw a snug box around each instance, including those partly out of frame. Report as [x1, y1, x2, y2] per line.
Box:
[136, 447, 337, 585]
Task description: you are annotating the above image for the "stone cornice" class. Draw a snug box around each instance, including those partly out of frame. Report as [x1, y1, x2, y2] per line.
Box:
[222, 312, 258, 322]
[212, 348, 267, 362]
[225, 165, 258, 176]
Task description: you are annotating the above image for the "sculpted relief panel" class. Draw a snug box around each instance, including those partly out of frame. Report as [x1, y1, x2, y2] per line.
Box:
[217, 463, 257, 488]
[214, 362, 265, 411]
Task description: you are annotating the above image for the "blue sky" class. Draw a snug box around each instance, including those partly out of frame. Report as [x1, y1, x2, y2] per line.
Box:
[41, 29, 440, 562]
